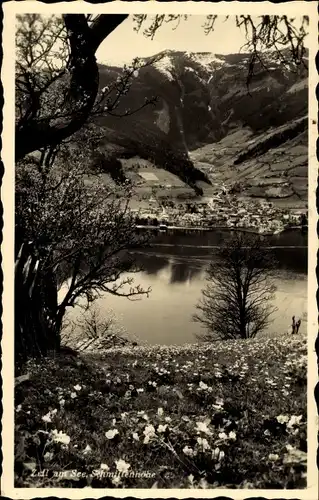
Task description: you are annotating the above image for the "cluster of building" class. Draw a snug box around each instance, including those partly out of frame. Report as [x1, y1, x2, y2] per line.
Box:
[133, 191, 307, 234]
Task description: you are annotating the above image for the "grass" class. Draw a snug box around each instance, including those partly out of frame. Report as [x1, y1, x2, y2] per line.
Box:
[15, 334, 307, 489]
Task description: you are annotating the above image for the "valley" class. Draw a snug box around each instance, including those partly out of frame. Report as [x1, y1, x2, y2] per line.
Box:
[86, 49, 308, 231]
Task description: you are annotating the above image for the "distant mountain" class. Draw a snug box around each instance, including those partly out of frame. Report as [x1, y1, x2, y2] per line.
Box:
[91, 49, 307, 195]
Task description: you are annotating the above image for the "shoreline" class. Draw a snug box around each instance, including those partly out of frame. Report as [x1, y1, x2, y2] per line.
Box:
[136, 224, 306, 236]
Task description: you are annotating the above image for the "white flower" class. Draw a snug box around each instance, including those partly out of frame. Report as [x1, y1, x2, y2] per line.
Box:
[115, 459, 130, 473]
[229, 431, 236, 440]
[268, 453, 279, 461]
[59, 399, 65, 407]
[157, 424, 167, 433]
[188, 474, 195, 485]
[137, 388, 144, 393]
[132, 432, 139, 441]
[195, 421, 212, 436]
[42, 412, 52, 423]
[43, 451, 54, 462]
[16, 404, 22, 412]
[287, 415, 303, 428]
[74, 384, 82, 391]
[157, 407, 164, 417]
[218, 432, 228, 440]
[143, 424, 156, 444]
[83, 444, 92, 454]
[199, 381, 209, 390]
[100, 463, 109, 470]
[70, 392, 77, 399]
[197, 437, 210, 451]
[183, 446, 195, 457]
[51, 429, 70, 445]
[112, 476, 122, 486]
[276, 414, 289, 424]
[105, 429, 119, 439]
[143, 424, 156, 437]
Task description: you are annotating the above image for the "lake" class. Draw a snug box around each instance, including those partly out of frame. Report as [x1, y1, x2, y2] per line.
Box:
[62, 229, 308, 345]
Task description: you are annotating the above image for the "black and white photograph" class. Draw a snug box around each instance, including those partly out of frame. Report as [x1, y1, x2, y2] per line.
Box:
[1, 1, 318, 496]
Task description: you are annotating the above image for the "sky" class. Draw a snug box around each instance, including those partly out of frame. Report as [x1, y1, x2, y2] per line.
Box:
[96, 16, 255, 66]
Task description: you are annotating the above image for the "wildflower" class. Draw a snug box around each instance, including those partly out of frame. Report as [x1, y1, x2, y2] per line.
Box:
[212, 398, 224, 411]
[42, 412, 52, 423]
[287, 415, 303, 428]
[70, 392, 77, 399]
[283, 446, 307, 464]
[115, 459, 130, 473]
[157, 407, 164, 417]
[218, 432, 228, 440]
[196, 421, 212, 435]
[183, 446, 195, 457]
[16, 404, 22, 412]
[112, 476, 122, 486]
[83, 444, 92, 454]
[59, 399, 65, 407]
[229, 431, 236, 440]
[165, 416, 172, 423]
[143, 424, 156, 444]
[276, 415, 289, 424]
[132, 432, 139, 441]
[43, 451, 54, 462]
[105, 429, 119, 439]
[74, 384, 82, 391]
[100, 463, 109, 470]
[199, 381, 209, 390]
[51, 429, 70, 445]
[157, 424, 168, 433]
[188, 474, 195, 485]
[268, 453, 279, 461]
[198, 477, 210, 489]
[137, 388, 144, 393]
[112, 418, 116, 426]
[197, 437, 211, 451]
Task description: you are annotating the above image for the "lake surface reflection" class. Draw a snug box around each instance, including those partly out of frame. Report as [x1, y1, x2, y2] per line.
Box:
[72, 229, 307, 345]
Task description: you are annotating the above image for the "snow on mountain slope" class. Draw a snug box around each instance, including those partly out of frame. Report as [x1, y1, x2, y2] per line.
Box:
[95, 49, 307, 193]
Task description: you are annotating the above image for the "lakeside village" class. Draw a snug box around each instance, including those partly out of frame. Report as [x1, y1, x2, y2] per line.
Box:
[132, 190, 308, 235]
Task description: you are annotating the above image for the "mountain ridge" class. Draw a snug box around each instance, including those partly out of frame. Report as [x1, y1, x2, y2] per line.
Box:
[90, 49, 307, 200]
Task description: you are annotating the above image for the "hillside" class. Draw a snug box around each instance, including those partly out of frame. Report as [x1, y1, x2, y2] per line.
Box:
[15, 334, 307, 488]
[89, 49, 307, 200]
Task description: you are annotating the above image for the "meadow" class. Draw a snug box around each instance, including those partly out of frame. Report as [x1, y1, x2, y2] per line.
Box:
[15, 334, 307, 489]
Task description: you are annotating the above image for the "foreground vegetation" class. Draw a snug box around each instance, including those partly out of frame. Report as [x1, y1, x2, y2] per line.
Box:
[15, 334, 307, 489]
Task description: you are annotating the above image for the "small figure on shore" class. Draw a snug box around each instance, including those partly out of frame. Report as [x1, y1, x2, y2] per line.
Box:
[290, 316, 301, 335]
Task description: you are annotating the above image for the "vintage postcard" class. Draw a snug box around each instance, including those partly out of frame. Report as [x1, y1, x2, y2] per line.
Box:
[1, 0, 318, 498]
